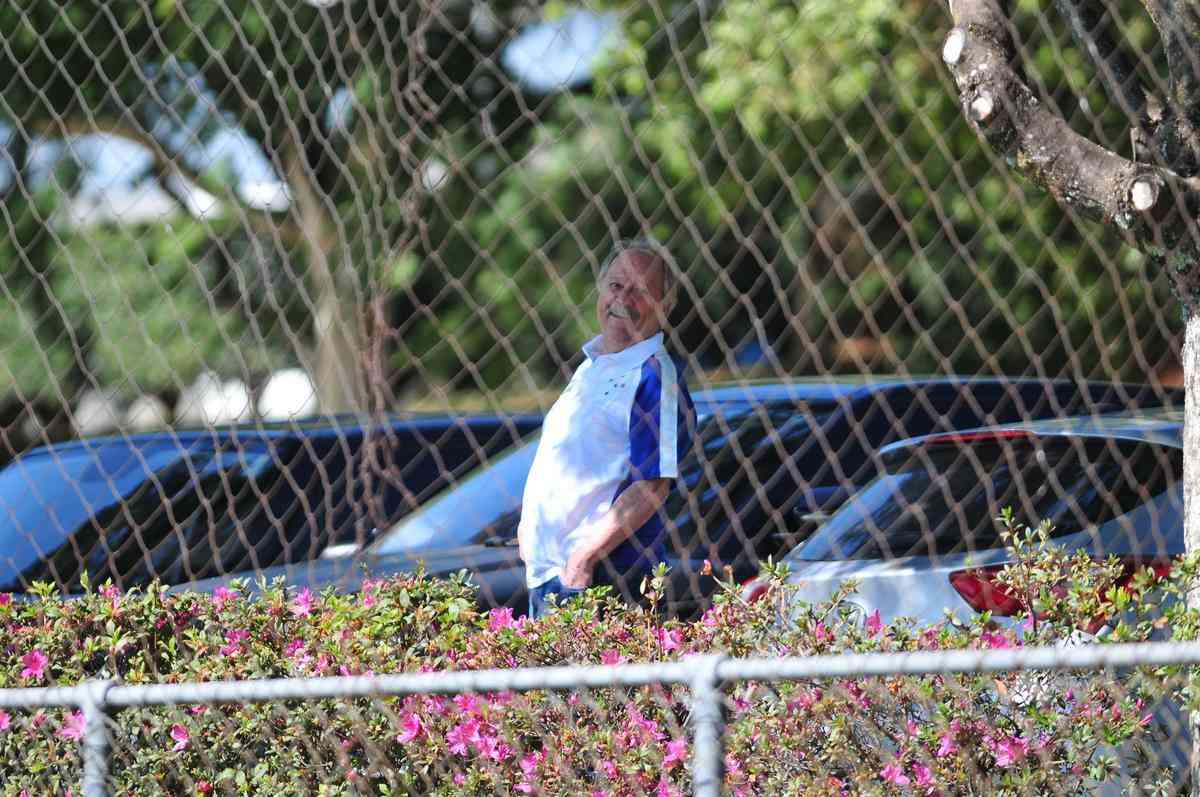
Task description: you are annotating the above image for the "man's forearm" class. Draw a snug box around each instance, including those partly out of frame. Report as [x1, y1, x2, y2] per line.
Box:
[575, 478, 670, 564]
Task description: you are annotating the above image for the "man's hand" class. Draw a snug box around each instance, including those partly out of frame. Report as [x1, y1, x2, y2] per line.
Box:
[561, 545, 595, 588]
[561, 480, 671, 588]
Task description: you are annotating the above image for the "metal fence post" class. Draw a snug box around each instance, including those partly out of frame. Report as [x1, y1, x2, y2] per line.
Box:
[80, 679, 115, 797]
[688, 654, 727, 797]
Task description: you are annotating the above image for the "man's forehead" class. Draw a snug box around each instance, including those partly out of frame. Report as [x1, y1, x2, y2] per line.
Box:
[608, 251, 662, 282]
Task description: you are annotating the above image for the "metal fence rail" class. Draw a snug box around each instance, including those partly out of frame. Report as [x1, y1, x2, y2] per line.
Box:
[5, 640, 1200, 797]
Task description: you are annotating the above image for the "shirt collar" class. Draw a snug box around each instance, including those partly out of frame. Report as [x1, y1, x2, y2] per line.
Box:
[582, 331, 664, 370]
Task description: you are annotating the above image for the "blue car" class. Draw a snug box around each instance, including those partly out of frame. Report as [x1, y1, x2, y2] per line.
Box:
[0, 413, 541, 593]
[174, 378, 1177, 616]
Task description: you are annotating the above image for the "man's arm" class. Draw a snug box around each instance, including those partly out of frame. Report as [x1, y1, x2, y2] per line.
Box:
[561, 478, 671, 588]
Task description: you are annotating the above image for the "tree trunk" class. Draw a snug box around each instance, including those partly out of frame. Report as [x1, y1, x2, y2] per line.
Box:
[286, 148, 366, 415]
[1186, 311, 1200, 796]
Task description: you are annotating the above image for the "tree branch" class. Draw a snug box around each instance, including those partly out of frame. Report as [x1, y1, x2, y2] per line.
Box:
[1139, 0, 1200, 173]
[944, 0, 1200, 309]
[26, 114, 303, 247]
[1050, 0, 1163, 160]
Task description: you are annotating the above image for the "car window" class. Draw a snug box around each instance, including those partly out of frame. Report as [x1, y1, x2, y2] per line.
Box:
[373, 437, 538, 554]
[13, 442, 287, 591]
[663, 404, 838, 563]
[790, 437, 1181, 562]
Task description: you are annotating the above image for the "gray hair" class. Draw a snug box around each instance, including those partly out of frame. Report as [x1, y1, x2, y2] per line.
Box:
[597, 237, 680, 316]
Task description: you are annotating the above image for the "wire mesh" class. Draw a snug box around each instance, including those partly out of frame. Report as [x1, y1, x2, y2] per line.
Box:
[0, 0, 1198, 792]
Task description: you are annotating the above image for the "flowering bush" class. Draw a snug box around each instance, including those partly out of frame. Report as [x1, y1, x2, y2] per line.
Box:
[0, 514, 1194, 796]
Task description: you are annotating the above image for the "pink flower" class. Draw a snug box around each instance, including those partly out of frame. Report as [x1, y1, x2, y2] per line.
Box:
[57, 711, 85, 741]
[446, 719, 480, 755]
[488, 607, 517, 631]
[211, 586, 237, 609]
[0, 593, 11, 607]
[600, 759, 619, 779]
[516, 751, 544, 794]
[475, 733, 511, 761]
[453, 773, 467, 786]
[865, 609, 883, 637]
[993, 735, 1028, 768]
[0, 710, 8, 731]
[219, 629, 250, 657]
[628, 705, 665, 741]
[20, 649, 48, 681]
[880, 762, 910, 785]
[520, 751, 544, 776]
[663, 738, 688, 768]
[170, 724, 189, 752]
[788, 688, 822, 714]
[655, 777, 681, 797]
[600, 649, 625, 666]
[454, 694, 482, 716]
[290, 588, 315, 617]
[980, 630, 1014, 649]
[913, 762, 934, 787]
[655, 627, 683, 652]
[396, 712, 423, 743]
[936, 733, 957, 758]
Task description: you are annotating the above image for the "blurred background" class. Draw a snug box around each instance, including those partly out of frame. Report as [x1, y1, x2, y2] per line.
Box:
[0, 0, 1181, 463]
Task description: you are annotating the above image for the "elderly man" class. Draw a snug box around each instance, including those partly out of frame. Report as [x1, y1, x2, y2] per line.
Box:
[518, 238, 695, 618]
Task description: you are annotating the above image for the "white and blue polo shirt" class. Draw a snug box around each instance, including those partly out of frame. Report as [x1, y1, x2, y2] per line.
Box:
[519, 332, 695, 590]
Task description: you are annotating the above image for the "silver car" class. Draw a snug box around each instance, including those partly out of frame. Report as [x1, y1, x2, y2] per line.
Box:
[763, 410, 1183, 626]
[752, 410, 1187, 790]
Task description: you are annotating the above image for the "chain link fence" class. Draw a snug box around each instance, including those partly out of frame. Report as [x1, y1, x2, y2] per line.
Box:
[0, 0, 1197, 793]
[4, 642, 1200, 796]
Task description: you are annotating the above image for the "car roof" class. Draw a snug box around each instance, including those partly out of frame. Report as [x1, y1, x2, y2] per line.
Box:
[881, 408, 1185, 457]
[10, 411, 544, 464]
[690, 375, 1175, 408]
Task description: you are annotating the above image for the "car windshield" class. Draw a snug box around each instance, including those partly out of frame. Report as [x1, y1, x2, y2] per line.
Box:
[372, 435, 539, 554]
[792, 436, 1181, 562]
[0, 439, 286, 591]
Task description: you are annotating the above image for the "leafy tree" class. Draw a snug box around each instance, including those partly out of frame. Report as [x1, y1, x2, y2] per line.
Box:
[933, 0, 1198, 784]
[0, 0, 532, 414]
[583, 0, 1177, 377]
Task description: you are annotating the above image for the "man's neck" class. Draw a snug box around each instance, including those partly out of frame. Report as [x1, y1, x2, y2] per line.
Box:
[599, 330, 659, 355]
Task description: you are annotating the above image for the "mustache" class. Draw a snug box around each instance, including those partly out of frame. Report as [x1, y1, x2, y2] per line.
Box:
[608, 305, 638, 320]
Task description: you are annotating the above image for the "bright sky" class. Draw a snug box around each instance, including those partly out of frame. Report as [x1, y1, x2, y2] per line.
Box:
[0, 9, 615, 223]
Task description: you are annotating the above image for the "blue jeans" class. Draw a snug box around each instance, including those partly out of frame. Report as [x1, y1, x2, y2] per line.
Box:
[527, 576, 585, 619]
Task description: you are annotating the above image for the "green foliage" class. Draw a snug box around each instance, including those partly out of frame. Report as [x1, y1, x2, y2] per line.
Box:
[0, 520, 1194, 795]
[0, 0, 1182, 411]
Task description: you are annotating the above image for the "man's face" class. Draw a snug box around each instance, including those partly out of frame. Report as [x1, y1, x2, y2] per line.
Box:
[597, 252, 666, 353]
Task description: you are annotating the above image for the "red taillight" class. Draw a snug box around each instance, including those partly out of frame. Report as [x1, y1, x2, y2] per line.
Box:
[742, 577, 769, 603]
[922, 429, 1033, 447]
[1114, 558, 1174, 589]
[950, 558, 1174, 618]
[949, 566, 1024, 615]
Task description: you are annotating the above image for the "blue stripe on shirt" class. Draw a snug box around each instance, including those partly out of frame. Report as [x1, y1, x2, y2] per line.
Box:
[608, 353, 694, 574]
